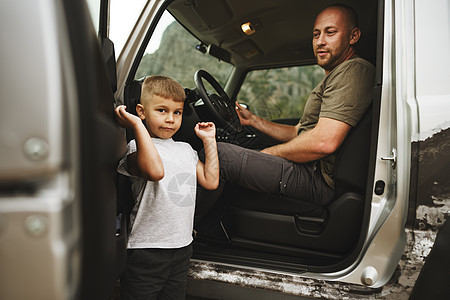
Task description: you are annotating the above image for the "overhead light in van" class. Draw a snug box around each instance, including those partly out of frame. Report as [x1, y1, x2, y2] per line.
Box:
[241, 22, 256, 35]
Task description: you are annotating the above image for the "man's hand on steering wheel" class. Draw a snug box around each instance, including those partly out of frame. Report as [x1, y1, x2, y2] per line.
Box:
[235, 101, 256, 127]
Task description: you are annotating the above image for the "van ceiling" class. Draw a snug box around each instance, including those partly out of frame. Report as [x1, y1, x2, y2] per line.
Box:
[168, 0, 379, 68]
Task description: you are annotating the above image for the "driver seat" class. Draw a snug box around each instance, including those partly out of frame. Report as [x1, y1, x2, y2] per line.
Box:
[221, 105, 373, 256]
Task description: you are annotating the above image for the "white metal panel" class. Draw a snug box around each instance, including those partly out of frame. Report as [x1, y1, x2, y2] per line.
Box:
[415, 0, 450, 137]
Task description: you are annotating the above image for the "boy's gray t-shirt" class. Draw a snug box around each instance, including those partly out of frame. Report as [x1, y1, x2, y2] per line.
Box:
[117, 138, 198, 249]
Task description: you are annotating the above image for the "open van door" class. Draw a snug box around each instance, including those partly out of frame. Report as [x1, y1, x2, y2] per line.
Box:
[0, 0, 122, 299]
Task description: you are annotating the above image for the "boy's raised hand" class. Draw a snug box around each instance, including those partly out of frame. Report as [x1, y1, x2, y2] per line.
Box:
[194, 122, 216, 141]
[115, 105, 142, 129]
[195, 122, 219, 190]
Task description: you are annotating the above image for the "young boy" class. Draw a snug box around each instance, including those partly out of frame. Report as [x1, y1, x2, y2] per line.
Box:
[115, 75, 219, 299]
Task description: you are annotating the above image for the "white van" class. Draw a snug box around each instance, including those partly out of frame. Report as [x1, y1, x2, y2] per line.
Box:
[0, 0, 448, 299]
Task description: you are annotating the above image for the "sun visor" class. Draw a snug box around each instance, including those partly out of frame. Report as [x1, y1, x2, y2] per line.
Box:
[207, 44, 231, 63]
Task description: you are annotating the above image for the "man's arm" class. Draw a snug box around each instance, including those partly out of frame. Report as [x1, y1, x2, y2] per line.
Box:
[115, 105, 164, 181]
[261, 117, 351, 163]
[235, 102, 299, 142]
[195, 122, 219, 190]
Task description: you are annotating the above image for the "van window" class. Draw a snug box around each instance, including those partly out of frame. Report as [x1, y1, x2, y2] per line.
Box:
[85, 0, 101, 33]
[109, 0, 147, 56]
[238, 66, 324, 120]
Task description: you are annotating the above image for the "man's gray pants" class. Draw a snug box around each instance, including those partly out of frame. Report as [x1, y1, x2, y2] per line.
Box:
[217, 142, 334, 205]
[195, 142, 334, 227]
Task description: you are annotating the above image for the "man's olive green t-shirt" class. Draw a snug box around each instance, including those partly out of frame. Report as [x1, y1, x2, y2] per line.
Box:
[298, 57, 375, 189]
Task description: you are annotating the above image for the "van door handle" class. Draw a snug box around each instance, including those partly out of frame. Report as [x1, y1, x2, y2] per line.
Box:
[381, 148, 397, 169]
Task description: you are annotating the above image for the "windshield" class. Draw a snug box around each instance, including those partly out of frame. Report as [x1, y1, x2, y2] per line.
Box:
[134, 10, 233, 89]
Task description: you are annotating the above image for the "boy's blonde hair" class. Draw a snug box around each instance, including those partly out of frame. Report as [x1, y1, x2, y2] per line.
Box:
[141, 75, 185, 104]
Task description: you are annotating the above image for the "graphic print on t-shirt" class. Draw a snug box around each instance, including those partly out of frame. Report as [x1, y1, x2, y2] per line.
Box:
[167, 172, 196, 207]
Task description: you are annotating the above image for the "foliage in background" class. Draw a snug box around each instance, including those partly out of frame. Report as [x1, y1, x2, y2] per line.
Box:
[135, 22, 232, 88]
[239, 66, 324, 120]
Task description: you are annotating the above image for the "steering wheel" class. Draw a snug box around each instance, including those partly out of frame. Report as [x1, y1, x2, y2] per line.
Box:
[194, 69, 240, 130]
